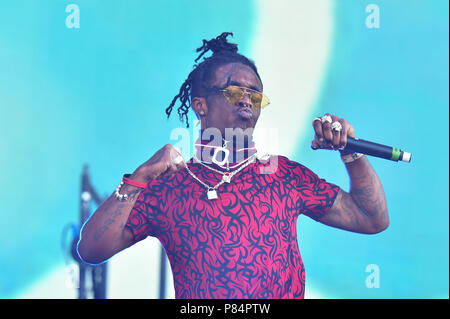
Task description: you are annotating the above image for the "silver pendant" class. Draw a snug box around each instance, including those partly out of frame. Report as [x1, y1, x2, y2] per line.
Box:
[222, 173, 231, 183]
[212, 147, 229, 167]
[207, 188, 218, 200]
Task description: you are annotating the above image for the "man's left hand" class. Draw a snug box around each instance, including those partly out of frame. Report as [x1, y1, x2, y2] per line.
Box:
[311, 113, 356, 151]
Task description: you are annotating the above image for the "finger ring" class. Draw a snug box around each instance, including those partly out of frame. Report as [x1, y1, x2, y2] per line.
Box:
[172, 155, 183, 165]
[331, 121, 343, 132]
[173, 146, 181, 154]
[321, 115, 332, 124]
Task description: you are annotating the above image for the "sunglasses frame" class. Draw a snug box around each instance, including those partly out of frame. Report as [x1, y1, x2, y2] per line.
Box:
[205, 85, 270, 109]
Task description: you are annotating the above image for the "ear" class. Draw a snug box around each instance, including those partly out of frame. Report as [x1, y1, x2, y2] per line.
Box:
[192, 97, 208, 118]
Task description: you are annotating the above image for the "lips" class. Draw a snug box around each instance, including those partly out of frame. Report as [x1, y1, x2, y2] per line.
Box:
[237, 106, 253, 119]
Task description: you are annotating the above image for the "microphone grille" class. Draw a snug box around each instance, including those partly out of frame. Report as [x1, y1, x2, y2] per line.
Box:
[401, 151, 412, 163]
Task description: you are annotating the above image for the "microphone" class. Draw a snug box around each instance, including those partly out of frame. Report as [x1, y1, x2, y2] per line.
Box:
[342, 137, 411, 162]
[312, 137, 412, 163]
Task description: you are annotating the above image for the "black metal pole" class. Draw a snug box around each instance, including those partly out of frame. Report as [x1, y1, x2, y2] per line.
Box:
[93, 263, 107, 299]
[159, 245, 167, 299]
[78, 165, 90, 299]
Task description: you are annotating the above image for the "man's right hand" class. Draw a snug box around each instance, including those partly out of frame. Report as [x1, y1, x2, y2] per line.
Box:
[77, 144, 187, 264]
[130, 144, 187, 184]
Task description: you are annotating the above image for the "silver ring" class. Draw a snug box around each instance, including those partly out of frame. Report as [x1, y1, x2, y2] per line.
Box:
[321, 115, 332, 124]
[331, 121, 343, 132]
[172, 155, 184, 165]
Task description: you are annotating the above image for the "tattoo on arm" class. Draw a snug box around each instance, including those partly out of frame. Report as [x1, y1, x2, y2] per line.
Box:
[321, 190, 364, 232]
[347, 157, 389, 229]
[93, 186, 142, 242]
[93, 203, 126, 241]
[348, 158, 387, 218]
[319, 156, 389, 233]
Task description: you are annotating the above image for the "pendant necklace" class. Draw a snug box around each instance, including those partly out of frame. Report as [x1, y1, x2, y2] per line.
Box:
[193, 153, 257, 184]
[194, 138, 257, 171]
[185, 153, 258, 200]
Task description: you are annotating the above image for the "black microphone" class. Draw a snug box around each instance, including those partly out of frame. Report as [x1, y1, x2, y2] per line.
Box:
[313, 137, 412, 163]
[344, 137, 411, 162]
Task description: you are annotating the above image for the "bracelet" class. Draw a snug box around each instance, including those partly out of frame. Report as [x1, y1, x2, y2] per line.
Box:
[115, 175, 147, 202]
[114, 181, 129, 202]
[123, 174, 147, 188]
[341, 152, 364, 163]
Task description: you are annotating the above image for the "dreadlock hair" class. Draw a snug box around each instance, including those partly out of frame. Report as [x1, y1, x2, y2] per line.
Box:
[165, 32, 262, 128]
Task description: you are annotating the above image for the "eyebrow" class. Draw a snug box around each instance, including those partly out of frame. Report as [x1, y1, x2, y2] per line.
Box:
[227, 79, 261, 92]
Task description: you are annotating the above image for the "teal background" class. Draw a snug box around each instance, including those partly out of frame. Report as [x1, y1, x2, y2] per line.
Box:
[296, 0, 449, 298]
[0, 0, 256, 298]
[0, 0, 448, 298]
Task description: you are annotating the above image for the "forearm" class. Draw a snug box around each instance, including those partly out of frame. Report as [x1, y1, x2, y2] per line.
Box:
[344, 155, 389, 231]
[77, 144, 184, 263]
[77, 184, 142, 263]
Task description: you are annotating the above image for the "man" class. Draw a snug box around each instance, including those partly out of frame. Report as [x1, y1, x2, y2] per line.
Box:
[77, 32, 389, 298]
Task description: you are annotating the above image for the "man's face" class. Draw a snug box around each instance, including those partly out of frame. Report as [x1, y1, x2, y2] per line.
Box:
[202, 62, 264, 134]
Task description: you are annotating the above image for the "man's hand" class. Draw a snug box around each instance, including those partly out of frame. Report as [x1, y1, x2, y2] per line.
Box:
[307, 114, 389, 234]
[311, 113, 356, 151]
[130, 144, 187, 183]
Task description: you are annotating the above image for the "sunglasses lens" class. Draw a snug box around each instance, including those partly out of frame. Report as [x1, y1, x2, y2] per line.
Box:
[222, 86, 270, 108]
[223, 86, 244, 104]
[250, 92, 262, 107]
[259, 94, 270, 108]
[249, 91, 270, 108]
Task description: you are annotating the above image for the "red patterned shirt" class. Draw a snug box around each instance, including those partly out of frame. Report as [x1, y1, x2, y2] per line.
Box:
[126, 155, 339, 298]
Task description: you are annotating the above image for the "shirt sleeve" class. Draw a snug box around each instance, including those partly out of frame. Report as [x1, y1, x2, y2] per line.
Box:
[125, 181, 162, 242]
[281, 156, 340, 220]
[299, 165, 340, 220]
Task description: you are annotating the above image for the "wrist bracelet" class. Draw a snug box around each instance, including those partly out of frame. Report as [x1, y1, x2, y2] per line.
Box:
[341, 152, 364, 164]
[123, 174, 147, 188]
[115, 174, 147, 202]
[114, 181, 129, 202]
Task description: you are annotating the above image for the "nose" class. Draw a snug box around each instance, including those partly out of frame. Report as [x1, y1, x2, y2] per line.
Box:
[237, 91, 253, 108]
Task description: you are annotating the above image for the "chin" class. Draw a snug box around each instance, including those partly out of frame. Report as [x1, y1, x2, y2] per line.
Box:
[231, 121, 257, 133]
[239, 117, 258, 130]
[218, 116, 259, 135]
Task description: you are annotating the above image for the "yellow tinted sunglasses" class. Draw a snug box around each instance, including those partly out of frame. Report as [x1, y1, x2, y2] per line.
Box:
[220, 85, 270, 109]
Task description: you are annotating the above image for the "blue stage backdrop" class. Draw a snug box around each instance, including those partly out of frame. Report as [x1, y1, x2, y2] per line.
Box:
[0, 0, 448, 298]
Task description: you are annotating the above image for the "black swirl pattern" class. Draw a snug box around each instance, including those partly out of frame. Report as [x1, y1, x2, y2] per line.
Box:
[125, 155, 339, 298]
